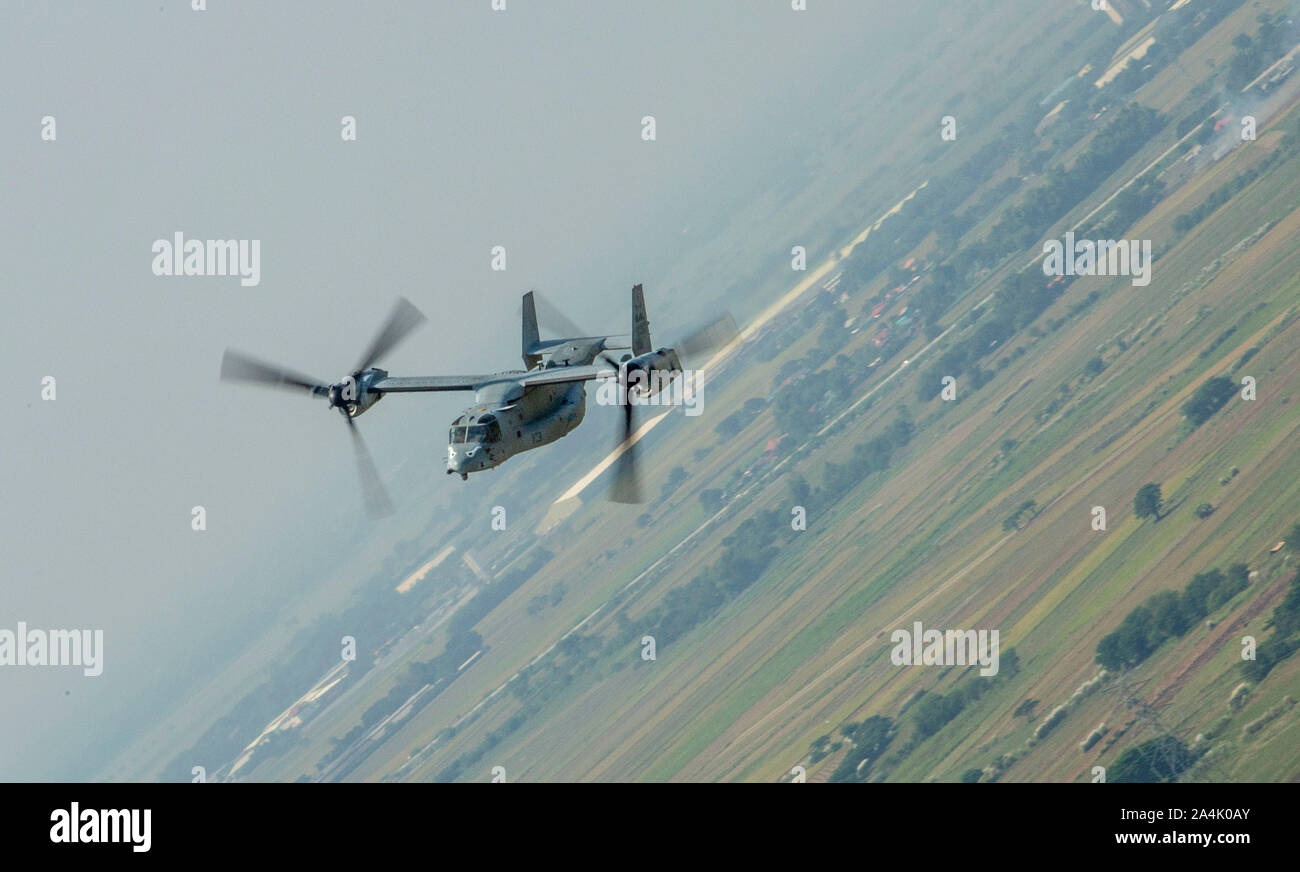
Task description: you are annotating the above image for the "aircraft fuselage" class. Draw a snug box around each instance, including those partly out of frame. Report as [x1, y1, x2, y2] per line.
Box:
[446, 378, 587, 478]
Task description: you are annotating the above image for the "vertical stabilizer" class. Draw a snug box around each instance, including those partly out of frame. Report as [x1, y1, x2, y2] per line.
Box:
[522, 290, 542, 369]
[631, 283, 651, 356]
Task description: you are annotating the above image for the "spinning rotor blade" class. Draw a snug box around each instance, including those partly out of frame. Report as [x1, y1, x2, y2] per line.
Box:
[220, 350, 326, 396]
[598, 311, 735, 503]
[355, 296, 427, 373]
[345, 415, 395, 520]
[610, 400, 643, 504]
[676, 313, 739, 363]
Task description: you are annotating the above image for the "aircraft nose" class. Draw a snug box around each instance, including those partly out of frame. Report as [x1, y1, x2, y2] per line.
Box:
[448, 442, 490, 474]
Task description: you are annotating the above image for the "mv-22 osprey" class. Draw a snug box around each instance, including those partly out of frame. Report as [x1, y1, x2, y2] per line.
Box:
[220, 285, 734, 517]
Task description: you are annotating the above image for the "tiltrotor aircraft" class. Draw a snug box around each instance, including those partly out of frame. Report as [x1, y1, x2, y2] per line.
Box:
[220, 285, 733, 517]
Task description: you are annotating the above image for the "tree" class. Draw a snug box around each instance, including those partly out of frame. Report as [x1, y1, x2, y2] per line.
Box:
[789, 475, 812, 507]
[829, 716, 896, 783]
[1181, 376, 1236, 427]
[912, 691, 964, 738]
[1150, 590, 1191, 639]
[659, 466, 688, 500]
[1003, 499, 1037, 531]
[1111, 736, 1194, 783]
[1270, 570, 1300, 638]
[1135, 483, 1163, 522]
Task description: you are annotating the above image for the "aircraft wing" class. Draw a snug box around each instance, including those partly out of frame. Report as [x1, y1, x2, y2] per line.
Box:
[371, 375, 489, 393]
[516, 364, 617, 387]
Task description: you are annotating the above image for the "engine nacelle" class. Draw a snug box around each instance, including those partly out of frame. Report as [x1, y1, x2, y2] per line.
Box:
[328, 368, 387, 417]
[623, 348, 682, 399]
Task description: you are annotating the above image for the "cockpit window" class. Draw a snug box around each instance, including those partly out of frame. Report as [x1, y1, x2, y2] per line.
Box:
[450, 423, 497, 443]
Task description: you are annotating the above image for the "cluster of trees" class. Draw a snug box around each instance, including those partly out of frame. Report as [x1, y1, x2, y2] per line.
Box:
[713, 396, 769, 438]
[1225, 11, 1291, 91]
[840, 132, 1024, 295]
[862, 9, 1281, 408]
[850, 63, 1137, 320]
[434, 696, 545, 783]
[1176, 96, 1224, 139]
[1111, 735, 1196, 783]
[1200, 326, 1239, 361]
[816, 414, 915, 505]
[827, 716, 896, 783]
[317, 623, 487, 774]
[908, 262, 964, 334]
[917, 267, 1078, 402]
[446, 548, 554, 640]
[990, 104, 1166, 251]
[356, 627, 483, 735]
[1182, 376, 1236, 427]
[767, 307, 900, 437]
[908, 649, 1022, 741]
[641, 509, 789, 647]
[1107, 0, 1246, 99]
[1082, 173, 1166, 241]
[659, 465, 689, 502]
[438, 605, 634, 781]
[1242, 563, 1300, 682]
[908, 101, 1165, 343]
[1096, 564, 1249, 671]
[836, 44, 1177, 418]
[1172, 149, 1287, 235]
[920, 293, 1102, 413]
[1003, 500, 1038, 531]
[699, 487, 725, 514]
[526, 582, 567, 618]
[816, 643, 1021, 782]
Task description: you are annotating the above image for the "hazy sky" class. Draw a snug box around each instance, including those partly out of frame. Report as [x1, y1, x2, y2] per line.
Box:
[1, 1, 919, 779]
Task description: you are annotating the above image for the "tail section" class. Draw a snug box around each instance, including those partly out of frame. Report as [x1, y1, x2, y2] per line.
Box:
[522, 290, 541, 369]
[632, 283, 651, 356]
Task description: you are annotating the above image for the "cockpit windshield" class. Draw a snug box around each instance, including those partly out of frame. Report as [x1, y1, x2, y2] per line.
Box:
[448, 422, 499, 443]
